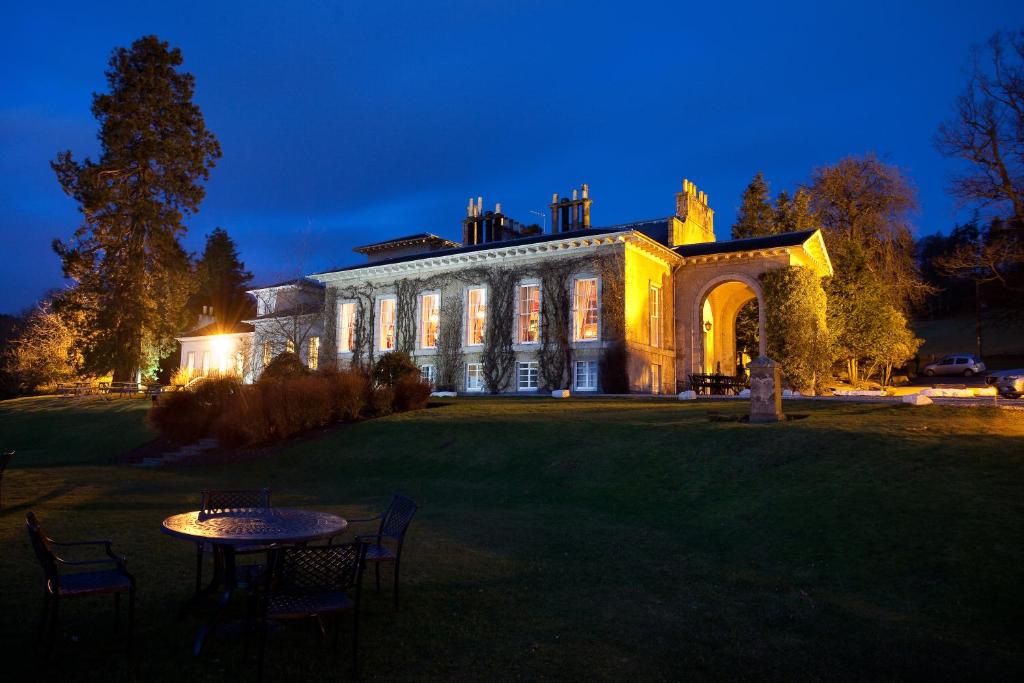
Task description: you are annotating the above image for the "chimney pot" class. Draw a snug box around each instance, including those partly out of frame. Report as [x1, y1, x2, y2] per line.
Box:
[572, 188, 578, 200]
[495, 202, 502, 213]
[582, 183, 589, 199]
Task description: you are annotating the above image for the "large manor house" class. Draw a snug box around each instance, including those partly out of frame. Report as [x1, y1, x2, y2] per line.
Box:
[178, 179, 832, 394]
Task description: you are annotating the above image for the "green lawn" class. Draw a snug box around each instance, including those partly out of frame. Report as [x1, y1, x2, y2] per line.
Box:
[1, 396, 1023, 680]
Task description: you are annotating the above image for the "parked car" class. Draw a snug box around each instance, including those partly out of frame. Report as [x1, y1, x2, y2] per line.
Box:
[921, 354, 986, 377]
[986, 369, 1024, 398]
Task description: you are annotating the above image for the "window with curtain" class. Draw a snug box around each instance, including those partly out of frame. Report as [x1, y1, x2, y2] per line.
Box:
[649, 284, 662, 348]
[338, 301, 356, 353]
[517, 284, 541, 344]
[420, 293, 439, 348]
[379, 298, 396, 351]
[466, 287, 486, 346]
[572, 278, 599, 341]
[286, 339, 295, 354]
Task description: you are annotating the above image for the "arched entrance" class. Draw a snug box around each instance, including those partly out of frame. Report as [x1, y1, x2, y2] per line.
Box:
[695, 276, 765, 376]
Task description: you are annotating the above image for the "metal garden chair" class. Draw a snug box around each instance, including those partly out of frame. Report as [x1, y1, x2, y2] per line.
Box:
[0, 451, 13, 510]
[248, 541, 368, 680]
[195, 488, 272, 593]
[25, 511, 136, 653]
[337, 494, 418, 608]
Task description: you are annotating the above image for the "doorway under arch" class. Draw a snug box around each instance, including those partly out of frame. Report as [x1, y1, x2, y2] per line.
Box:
[697, 278, 764, 376]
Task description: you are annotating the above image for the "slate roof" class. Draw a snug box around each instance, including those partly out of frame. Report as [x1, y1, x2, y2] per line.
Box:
[353, 232, 459, 253]
[312, 226, 626, 276]
[178, 321, 254, 338]
[673, 229, 817, 257]
[247, 277, 326, 292]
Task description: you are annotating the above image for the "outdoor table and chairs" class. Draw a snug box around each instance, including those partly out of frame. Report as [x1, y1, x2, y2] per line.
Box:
[161, 501, 347, 655]
[688, 373, 748, 396]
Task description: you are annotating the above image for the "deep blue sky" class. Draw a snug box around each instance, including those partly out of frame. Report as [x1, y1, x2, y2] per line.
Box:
[3, 1, 1023, 313]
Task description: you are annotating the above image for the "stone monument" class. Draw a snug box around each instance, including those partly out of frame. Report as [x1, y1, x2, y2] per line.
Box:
[748, 356, 784, 423]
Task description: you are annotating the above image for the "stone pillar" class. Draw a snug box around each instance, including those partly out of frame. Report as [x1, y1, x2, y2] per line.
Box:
[748, 356, 784, 423]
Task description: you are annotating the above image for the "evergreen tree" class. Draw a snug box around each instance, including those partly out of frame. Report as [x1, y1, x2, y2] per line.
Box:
[732, 172, 776, 238]
[193, 227, 254, 324]
[775, 187, 816, 233]
[51, 36, 221, 380]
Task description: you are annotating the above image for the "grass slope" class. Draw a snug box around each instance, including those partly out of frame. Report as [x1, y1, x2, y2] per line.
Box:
[0, 397, 1022, 680]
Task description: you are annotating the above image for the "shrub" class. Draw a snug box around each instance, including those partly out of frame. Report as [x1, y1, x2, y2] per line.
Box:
[392, 375, 432, 412]
[320, 367, 370, 421]
[372, 351, 419, 388]
[261, 352, 310, 380]
[213, 387, 269, 446]
[256, 376, 332, 440]
[148, 376, 243, 444]
[369, 386, 395, 417]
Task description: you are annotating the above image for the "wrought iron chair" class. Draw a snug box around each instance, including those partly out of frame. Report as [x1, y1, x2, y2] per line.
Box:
[25, 511, 136, 653]
[249, 542, 368, 680]
[338, 494, 418, 608]
[195, 488, 272, 594]
[0, 451, 13, 510]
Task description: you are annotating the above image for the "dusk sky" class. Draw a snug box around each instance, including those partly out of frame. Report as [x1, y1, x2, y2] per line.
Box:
[3, 0, 1023, 313]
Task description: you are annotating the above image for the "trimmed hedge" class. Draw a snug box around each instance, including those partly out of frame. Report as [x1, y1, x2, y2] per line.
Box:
[149, 366, 431, 447]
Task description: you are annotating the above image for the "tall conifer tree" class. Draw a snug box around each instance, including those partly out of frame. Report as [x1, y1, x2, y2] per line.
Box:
[52, 36, 221, 380]
[732, 172, 776, 238]
[193, 227, 254, 324]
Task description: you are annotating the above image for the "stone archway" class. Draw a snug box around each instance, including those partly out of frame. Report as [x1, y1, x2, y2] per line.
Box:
[692, 273, 765, 376]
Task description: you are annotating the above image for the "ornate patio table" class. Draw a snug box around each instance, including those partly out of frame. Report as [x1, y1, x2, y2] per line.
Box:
[162, 507, 347, 654]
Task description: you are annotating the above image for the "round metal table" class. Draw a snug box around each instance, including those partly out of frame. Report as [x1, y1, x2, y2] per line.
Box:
[162, 508, 347, 654]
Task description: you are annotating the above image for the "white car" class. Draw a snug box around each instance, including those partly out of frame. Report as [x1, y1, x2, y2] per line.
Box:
[922, 354, 986, 377]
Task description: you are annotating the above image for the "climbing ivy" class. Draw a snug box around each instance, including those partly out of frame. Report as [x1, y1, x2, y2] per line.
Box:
[481, 268, 517, 393]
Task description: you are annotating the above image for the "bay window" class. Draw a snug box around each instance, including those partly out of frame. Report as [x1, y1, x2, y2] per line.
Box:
[517, 283, 541, 344]
[420, 293, 439, 349]
[572, 277, 599, 341]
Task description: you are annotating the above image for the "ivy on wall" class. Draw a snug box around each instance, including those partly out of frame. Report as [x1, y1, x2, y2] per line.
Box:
[323, 252, 628, 393]
[481, 268, 517, 393]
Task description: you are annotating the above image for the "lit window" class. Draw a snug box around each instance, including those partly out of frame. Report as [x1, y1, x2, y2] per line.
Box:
[518, 362, 538, 391]
[517, 284, 541, 344]
[575, 360, 597, 391]
[572, 278, 599, 341]
[202, 350, 211, 376]
[186, 351, 195, 370]
[379, 297, 396, 351]
[262, 342, 272, 366]
[466, 288, 486, 346]
[649, 284, 662, 348]
[286, 339, 295, 354]
[466, 363, 484, 392]
[338, 302, 356, 353]
[307, 336, 320, 370]
[420, 293, 439, 349]
[650, 364, 661, 394]
[420, 364, 436, 387]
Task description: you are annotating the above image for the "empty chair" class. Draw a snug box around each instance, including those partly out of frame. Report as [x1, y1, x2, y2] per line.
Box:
[343, 494, 418, 608]
[0, 451, 12, 509]
[249, 542, 368, 679]
[195, 488, 271, 593]
[25, 512, 136, 653]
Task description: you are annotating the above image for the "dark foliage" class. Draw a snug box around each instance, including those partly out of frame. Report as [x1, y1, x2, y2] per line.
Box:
[261, 352, 310, 380]
[372, 351, 420, 387]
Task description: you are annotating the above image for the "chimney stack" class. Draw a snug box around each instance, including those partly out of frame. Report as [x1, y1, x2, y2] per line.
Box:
[674, 178, 715, 244]
[548, 184, 592, 233]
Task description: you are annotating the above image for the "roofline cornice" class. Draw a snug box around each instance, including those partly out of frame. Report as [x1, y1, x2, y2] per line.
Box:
[310, 231, 640, 284]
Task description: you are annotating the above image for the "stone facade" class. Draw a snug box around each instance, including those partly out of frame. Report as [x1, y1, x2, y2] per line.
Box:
[178, 179, 833, 395]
